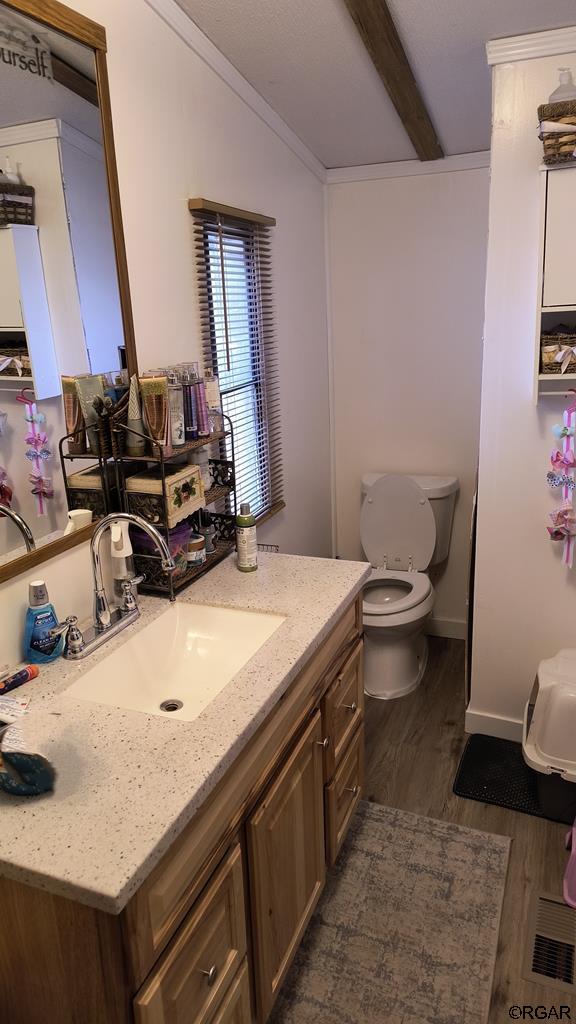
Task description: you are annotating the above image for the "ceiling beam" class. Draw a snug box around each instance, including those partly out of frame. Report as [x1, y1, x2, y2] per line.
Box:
[52, 55, 99, 107]
[342, 0, 444, 161]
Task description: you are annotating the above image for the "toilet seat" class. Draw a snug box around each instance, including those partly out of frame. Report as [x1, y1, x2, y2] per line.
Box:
[363, 569, 432, 616]
[360, 474, 436, 572]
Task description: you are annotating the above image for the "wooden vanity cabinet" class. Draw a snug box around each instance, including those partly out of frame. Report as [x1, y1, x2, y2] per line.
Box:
[0, 596, 364, 1024]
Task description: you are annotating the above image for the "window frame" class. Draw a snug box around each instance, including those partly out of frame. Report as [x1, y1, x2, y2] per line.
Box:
[191, 201, 284, 524]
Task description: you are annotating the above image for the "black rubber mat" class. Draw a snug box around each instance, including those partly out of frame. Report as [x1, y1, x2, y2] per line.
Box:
[453, 734, 574, 825]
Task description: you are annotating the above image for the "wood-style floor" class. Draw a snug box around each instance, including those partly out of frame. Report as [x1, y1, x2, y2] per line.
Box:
[364, 637, 574, 1022]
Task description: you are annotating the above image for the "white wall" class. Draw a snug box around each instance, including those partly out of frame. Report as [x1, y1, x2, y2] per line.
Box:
[64, 0, 332, 559]
[0, 540, 104, 669]
[0, 0, 333, 664]
[327, 167, 489, 636]
[469, 44, 576, 740]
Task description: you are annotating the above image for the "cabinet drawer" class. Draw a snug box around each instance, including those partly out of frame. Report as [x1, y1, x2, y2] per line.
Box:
[210, 961, 251, 1024]
[325, 724, 364, 866]
[134, 843, 247, 1024]
[322, 639, 363, 780]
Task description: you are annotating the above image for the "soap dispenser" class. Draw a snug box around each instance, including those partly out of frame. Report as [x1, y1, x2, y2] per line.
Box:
[111, 521, 136, 603]
[549, 68, 576, 102]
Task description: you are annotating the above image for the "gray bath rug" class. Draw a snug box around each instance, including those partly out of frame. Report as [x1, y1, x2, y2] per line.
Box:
[270, 801, 510, 1024]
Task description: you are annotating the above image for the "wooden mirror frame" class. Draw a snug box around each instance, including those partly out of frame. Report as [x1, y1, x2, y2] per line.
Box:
[0, 0, 138, 585]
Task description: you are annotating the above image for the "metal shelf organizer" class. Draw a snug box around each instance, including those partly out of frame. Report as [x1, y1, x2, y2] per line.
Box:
[113, 413, 237, 599]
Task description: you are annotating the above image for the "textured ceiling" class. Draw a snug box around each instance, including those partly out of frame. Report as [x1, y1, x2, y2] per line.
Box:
[176, 0, 576, 167]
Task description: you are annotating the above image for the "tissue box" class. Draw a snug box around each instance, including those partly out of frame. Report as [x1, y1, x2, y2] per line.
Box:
[125, 463, 204, 528]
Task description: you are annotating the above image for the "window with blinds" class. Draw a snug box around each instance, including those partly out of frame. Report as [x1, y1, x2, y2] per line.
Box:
[191, 202, 283, 520]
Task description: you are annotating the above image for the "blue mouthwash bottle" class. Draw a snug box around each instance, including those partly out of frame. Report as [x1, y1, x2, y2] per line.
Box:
[24, 580, 64, 664]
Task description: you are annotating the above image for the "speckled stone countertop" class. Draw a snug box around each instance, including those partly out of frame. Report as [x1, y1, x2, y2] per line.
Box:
[0, 553, 370, 913]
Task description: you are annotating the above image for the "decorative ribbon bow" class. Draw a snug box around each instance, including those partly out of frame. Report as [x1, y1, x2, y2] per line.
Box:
[548, 470, 576, 490]
[548, 501, 576, 540]
[553, 423, 576, 440]
[0, 467, 12, 507]
[0, 356, 23, 376]
[25, 448, 51, 462]
[555, 347, 576, 374]
[25, 430, 48, 449]
[551, 449, 576, 472]
[23, 408, 46, 425]
[29, 474, 53, 499]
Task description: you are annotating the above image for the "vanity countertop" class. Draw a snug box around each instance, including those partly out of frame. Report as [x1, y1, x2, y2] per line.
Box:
[0, 553, 370, 913]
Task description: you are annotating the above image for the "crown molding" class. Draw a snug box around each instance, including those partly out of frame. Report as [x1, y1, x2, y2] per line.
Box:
[487, 25, 576, 66]
[143, 0, 326, 183]
[326, 151, 490, 185]
[0, 118, 61, 146]
[0, 118, 102, 160]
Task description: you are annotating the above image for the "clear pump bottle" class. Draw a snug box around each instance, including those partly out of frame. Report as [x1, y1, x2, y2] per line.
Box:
[549, 68, 576, 103]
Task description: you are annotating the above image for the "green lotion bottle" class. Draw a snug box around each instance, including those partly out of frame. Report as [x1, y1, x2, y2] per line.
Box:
[236, 503, 258, 572]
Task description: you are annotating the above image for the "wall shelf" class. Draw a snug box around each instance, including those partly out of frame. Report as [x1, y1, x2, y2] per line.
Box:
[538, 373, 576, 397]
[0, 375, 34, 392]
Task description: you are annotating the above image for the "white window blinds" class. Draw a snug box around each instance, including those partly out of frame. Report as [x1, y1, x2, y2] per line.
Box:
[191, 204, 283, 520]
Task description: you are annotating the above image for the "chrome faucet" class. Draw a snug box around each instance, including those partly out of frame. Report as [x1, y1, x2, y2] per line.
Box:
[0, 504, 35, 552]
[91, 512, 175, 631]
[55, 512, 176, 660]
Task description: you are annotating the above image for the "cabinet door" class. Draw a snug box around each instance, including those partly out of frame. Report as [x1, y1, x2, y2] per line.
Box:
[543, 171, 576, 307]
[0, 228, 24, 328]
[247, 711, 325, 1022]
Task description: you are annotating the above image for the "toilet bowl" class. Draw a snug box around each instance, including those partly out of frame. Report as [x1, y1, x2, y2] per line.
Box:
[360, 473, 458, 700]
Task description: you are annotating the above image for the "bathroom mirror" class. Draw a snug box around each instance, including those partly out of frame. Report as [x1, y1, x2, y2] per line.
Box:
[0, 0, 137, 583]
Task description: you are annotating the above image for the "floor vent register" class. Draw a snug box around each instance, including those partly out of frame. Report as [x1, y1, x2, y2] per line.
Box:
[523, 893, 576, 994]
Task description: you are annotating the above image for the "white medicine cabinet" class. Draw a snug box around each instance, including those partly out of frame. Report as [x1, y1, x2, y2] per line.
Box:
[0, 224, 60, 400]
[535, 166, 576, 400]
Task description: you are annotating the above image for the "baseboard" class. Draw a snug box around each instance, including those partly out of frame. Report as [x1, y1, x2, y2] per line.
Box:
[464, 708, 523, 742]
[426, 616, 466, 640]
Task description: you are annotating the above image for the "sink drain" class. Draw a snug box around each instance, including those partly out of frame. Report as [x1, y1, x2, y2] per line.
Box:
[160, 699, 183, 713]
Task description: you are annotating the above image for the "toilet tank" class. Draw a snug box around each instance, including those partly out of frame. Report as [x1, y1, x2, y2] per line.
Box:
[361, 473, 459, 566]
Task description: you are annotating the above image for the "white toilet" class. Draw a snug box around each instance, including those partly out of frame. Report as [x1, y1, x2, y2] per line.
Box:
[360, 473, 459, 700]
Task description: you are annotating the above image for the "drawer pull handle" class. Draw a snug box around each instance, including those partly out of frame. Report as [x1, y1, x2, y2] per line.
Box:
[344, 785, 359, 797]
[317, 737, 330, 750]
[342, 702, 357, 713]
[200, 964, 219, 987]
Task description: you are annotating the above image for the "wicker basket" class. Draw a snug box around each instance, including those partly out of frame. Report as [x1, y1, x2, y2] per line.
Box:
[538, 100, 576, 165]
[541, 333, 576, 373]
[0, 183, 35, 226]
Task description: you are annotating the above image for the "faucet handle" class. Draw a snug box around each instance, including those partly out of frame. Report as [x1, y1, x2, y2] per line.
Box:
[121, 575, 145, 613]
[49, 616, 84, 656]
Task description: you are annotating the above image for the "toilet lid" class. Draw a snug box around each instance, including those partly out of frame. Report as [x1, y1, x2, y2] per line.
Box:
[360, 474, 435, 570]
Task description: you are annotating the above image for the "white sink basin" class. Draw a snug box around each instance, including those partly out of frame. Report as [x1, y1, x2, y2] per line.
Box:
[66, 603, 286, 721]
